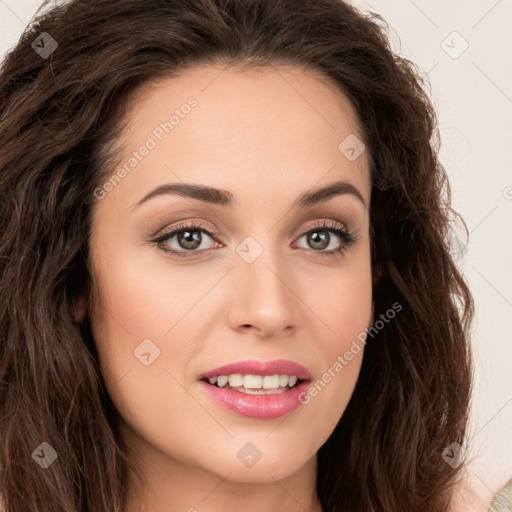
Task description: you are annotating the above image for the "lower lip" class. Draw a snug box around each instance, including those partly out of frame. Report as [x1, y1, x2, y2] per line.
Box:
[199, 380, 311, 419]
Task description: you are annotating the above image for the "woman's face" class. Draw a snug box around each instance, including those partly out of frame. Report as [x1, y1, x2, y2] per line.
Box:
[87, 64, 373, 484]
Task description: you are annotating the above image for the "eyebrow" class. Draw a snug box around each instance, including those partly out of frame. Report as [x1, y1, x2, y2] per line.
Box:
[133, 179, 366, 209]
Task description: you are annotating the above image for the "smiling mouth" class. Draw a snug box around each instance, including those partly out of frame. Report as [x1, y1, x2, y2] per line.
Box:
[200, 374, 306, 395]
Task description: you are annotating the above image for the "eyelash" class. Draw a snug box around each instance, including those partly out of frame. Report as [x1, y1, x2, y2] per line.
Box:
[153, 220, 357, 259]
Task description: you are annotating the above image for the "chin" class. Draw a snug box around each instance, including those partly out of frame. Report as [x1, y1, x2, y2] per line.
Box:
[198, 442, 316, 484]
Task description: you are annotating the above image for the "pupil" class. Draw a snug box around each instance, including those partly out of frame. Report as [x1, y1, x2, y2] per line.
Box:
[309, 231, 328, 250]
[179, 230, 201, 250]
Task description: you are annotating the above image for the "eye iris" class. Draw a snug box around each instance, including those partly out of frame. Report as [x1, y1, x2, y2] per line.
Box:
[308, 230, 329, 250]
[178, 230, 201, 250]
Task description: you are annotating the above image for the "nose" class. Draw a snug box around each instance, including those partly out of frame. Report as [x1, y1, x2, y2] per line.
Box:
[227, 242, 299, 338]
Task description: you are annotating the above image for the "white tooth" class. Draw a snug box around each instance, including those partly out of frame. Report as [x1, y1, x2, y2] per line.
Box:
[228, 374, 243, 387]
[208, 377, 217, 385]
[288, 375, 298, 387]
[262, 374, 280, 389]
[243, 374, 263, 389]
[237, 387, 289, 395]
[217, 375, 229, 387]
[279, 374, 289, 387]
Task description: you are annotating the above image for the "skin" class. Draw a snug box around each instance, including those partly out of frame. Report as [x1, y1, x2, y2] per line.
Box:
[83, 64, 373, 512]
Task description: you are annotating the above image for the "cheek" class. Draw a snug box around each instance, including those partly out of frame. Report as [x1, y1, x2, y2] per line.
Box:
[88, 254, 210, 461]
[88, 251, 177, 406]
[310, 250, 373, 350]
[89, 245, 205, 360]
[299, 256, 372, 434]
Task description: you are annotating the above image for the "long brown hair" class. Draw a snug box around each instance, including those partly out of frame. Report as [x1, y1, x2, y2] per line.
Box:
[0, 0, 473, 510]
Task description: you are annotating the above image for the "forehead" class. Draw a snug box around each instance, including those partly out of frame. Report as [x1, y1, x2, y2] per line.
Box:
[98, 63, 371, 211]
[125, 63, 365, 142]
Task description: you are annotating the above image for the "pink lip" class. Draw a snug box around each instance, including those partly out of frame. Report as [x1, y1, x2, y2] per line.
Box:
[199, 380, 311, 419]
[199, 359, 312, 381]
[198, 359, 313, 419]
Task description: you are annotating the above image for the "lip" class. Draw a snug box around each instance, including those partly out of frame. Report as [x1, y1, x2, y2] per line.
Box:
[199, 379, 311, 419]
[198, 359, 313, 419]
[198, 359, 313, 381]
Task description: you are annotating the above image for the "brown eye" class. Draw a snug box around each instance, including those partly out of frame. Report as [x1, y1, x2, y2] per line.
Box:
[305, 230, 330, 250]
[294, 220, 356, 257]
[153, 220, 356, 259]
[154, 222, 221, 258]
[175, 229, 203, 250]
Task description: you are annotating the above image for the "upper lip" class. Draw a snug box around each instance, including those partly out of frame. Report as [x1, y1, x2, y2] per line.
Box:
[199, 359, 312, 381]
